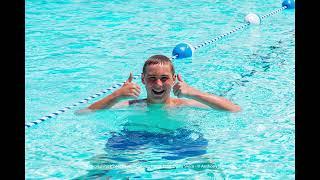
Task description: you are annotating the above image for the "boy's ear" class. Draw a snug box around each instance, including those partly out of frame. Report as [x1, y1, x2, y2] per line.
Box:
[141, 73, 145, 84]
[173, 74, 177, 82]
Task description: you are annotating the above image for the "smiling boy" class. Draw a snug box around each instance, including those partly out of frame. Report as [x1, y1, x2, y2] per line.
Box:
[77, 55, 241, 114]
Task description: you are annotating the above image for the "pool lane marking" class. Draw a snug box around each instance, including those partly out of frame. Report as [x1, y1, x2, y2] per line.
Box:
[193, 23, 250, 51]
[193, 6, 287, 51]
[260, 6, 287, 20]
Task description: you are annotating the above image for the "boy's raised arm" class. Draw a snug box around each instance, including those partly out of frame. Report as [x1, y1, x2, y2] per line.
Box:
[75, 73, 141, 115]
[173, 74, 241, 112]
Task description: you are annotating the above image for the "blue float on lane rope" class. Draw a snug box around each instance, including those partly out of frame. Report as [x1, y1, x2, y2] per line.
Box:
[282, 0, 295, 9]
[172, 43, 194, 59]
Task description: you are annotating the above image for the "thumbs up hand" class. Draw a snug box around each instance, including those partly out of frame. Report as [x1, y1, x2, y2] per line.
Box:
[173, 74, 196, 98]
[114, 72, 141, 99]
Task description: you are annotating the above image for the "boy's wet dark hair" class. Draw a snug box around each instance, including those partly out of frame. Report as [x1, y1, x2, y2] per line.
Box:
[142, 55, 175, 75]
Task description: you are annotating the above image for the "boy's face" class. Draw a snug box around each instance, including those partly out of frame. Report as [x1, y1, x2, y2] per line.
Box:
[142, 63, 176, 103]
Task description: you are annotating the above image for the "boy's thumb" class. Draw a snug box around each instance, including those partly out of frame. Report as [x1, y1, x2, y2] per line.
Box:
[177, 74, 184, 82]
[127, 72, 133, 82]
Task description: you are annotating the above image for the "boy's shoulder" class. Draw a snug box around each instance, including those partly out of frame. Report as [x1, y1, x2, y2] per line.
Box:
[170, 98, 189, 105]
[170, 98, 209, 108]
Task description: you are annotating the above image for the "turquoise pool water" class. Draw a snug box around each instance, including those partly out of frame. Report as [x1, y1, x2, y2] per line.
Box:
[26, 0, 295, 179]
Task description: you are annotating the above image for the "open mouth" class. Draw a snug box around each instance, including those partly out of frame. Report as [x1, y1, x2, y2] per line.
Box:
[152, 89, 165, 96]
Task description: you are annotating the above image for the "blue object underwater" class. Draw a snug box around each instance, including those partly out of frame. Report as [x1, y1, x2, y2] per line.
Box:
[106, 128, 208, 160]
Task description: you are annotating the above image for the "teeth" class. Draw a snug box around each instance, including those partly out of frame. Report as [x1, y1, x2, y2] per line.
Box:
[153, 89, 164, 92]
[152, 89, 164, 94]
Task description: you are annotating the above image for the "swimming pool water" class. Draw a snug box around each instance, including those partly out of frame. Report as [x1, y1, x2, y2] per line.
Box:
[26, 0, 295, 179]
